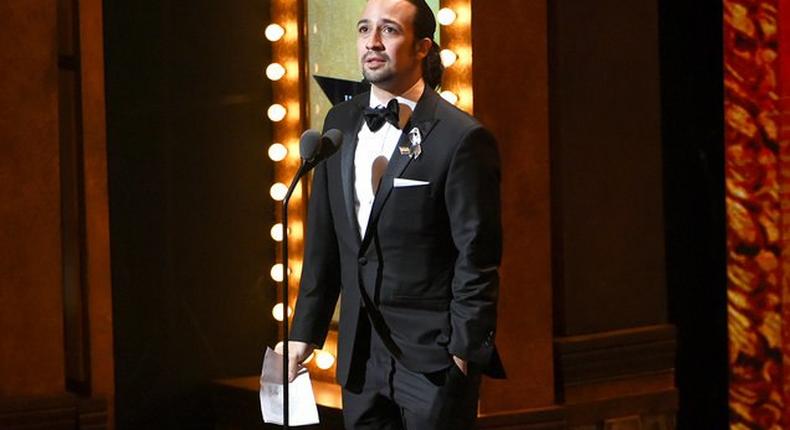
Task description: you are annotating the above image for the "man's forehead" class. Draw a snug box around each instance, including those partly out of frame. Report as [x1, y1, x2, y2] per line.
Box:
[359, 0, 416, 26]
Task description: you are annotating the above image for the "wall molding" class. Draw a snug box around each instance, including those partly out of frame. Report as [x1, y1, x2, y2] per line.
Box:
[0, 395, 107, 430]
[554, 324, 676, 400]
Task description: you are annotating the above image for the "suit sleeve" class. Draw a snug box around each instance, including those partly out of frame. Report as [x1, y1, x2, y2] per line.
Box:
[289, 152, 342, 348]
[444, 125, 502, 366]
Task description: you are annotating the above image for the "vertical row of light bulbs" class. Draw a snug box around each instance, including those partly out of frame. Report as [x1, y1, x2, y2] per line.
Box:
[264, 21, 291, 328]
[437, 7, 459, 104]
[264, 9, 335, 372]
[436, 4, 472, 113]
[436, 7, 461, 107]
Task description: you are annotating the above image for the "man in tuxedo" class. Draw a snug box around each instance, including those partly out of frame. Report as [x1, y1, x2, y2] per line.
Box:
[281, 0, 503, 428]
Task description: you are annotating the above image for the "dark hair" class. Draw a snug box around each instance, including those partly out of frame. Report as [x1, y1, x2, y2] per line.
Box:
[404, 0, 444, 89]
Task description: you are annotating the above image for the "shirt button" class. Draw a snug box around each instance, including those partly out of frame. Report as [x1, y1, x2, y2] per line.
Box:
[358, 257, 368, 266]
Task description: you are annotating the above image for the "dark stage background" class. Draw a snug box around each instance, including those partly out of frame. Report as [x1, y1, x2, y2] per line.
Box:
[659, 1, 728, 428]
[103, 1, 278, 428]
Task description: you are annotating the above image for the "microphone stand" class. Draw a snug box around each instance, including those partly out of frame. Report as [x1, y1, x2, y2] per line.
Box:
[281, 161, 310, 430]
[276, 127, 340, 429]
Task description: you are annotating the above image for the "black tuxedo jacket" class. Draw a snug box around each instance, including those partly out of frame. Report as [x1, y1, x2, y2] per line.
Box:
[291, 87, 504, 387]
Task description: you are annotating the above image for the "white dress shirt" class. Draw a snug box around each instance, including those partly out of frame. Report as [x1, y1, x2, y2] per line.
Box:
[354, 90, 419, 237]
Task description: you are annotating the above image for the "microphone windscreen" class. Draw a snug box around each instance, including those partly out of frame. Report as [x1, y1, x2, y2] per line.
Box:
[299, 129, 322, 160]
[322, 129, 344, 151]
[313, 129, 344, 162]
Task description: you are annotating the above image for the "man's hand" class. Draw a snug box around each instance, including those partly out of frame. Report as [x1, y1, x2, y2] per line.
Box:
[452, 355, 468, 376]
[275, 341, 315, 382]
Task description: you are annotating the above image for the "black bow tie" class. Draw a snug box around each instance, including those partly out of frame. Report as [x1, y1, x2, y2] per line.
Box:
[363, 98, 400, 131]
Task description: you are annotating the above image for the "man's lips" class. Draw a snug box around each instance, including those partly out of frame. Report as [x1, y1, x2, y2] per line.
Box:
[364, 55, 387, 66]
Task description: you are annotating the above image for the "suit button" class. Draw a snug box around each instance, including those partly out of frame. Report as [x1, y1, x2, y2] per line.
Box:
[358, 257, 368, 266]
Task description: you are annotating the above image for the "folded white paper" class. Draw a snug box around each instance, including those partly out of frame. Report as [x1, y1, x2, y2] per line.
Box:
[260, 347, 320, 426]
[393, 177, 430, 187]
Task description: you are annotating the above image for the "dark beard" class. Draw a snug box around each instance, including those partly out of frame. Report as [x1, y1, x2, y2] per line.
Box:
[362, 67, 395, 85]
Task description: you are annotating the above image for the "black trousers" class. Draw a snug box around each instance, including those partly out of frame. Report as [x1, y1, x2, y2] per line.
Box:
[341, 313, 481, 430]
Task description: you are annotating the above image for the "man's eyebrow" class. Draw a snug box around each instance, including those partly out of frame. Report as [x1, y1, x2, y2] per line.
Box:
[356, 18, 404, 29]
[380, 18, 403, 29]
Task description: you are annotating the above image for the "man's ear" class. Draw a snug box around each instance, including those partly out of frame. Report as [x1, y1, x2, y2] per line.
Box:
[415, 37, 432, 60]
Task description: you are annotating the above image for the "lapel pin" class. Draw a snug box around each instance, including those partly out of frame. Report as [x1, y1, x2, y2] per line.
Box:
[408, 127, 423, 159]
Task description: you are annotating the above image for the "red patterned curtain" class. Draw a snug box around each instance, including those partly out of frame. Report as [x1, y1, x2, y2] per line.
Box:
[781, 1, 790, 427]
[724, 0, 785, 428]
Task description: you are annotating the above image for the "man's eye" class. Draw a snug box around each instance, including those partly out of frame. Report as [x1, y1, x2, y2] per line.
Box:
[358, 26, 369, 33]
[383, 26, 397, 34]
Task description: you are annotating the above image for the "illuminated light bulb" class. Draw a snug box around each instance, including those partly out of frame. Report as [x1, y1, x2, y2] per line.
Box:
[440, 49, 458, 67]
[315, 350, 335, 370]
[437, 8, 457, 26]
[268, 143, 288, 161]
[270, 182, 288, 201]
[271, 223, 284, 242]
[265, 24, 285, 42]
[271, 263, 285, 282]
[270, 263, 292, 282]
[440, 90, 459, 105]
[267, 104, 287, 122]
[272, 304, 284, 321]
[266, 63, 286, 81]
[272, 303, 292, 321]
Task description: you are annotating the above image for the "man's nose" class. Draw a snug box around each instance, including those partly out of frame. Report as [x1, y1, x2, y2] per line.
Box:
[366, 30, 384, 50]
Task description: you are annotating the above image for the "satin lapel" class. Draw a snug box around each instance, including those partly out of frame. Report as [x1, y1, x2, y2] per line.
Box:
[340, 95, 368, 245]
[359, 88, 441, 251]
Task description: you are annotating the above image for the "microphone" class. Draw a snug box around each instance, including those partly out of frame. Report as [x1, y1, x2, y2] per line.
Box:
[279, 128, 343, 430]
[298, 129, 322, 161]
[301, 128, 343, 170]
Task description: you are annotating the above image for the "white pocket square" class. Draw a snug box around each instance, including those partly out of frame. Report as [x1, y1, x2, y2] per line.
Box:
[393, 178, 430, 188]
